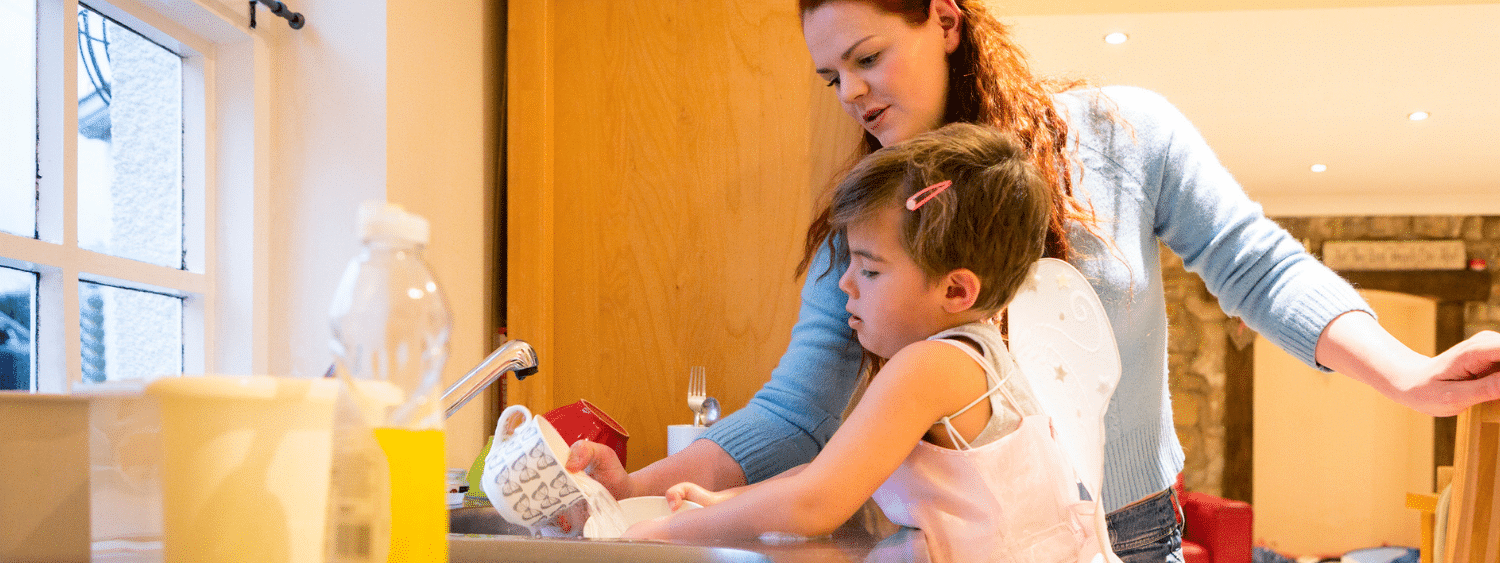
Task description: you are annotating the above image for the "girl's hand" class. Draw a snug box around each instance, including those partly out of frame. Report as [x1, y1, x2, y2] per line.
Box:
[665, 481, 735, 509]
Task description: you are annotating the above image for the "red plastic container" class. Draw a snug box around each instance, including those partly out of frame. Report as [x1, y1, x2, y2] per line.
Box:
[542, 399, 630, 466]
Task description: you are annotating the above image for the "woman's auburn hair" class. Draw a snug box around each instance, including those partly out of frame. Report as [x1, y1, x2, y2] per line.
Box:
[796, 0, 1094, 278]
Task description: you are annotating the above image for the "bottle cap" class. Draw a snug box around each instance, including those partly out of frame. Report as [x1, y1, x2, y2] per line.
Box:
[358, 200, 430, 245]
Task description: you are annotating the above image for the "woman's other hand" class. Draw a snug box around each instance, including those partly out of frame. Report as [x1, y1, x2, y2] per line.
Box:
[1410, 329, 1500, 415]
[565, 439, 634, 499]
[1319, 312, 1500, 416]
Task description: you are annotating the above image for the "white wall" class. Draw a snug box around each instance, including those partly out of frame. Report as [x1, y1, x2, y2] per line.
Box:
[224, 0, 494, 469]
[385, 0, 498, 468]
[255, 0, 387, 380]
[1253, 289, 1436, 555]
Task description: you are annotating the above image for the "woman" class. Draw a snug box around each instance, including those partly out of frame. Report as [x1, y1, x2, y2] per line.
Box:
[568, 0, 1500, 559]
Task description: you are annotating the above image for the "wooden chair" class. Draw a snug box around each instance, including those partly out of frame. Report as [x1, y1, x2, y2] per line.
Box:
[1444, 400, 1500, 563]
[1407, 466, 1453, 563]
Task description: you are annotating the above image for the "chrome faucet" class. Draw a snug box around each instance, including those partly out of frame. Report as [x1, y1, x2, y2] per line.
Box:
[441, 339, 538, 419]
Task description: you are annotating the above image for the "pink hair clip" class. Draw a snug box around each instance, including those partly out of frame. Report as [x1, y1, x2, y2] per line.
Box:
[905, 180, 952, 211]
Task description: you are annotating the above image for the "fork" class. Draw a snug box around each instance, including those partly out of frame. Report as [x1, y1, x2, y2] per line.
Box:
[688, 366, 706, 427]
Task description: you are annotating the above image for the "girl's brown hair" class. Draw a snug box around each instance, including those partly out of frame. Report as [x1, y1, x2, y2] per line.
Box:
[797, 0, 1092, 278]
[831, 123, 1050, 418]
[829, 123, 1050, 313]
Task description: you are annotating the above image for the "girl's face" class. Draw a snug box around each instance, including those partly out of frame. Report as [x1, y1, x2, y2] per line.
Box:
[839, 205, 954, 359]
[804, 1, 958, 147]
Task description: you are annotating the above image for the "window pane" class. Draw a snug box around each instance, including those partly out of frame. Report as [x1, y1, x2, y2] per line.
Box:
[77, 6, 183, 269]
[80, 281, 181, 383]
[0, 0, 36, 238]
[0, 267, 34, 391]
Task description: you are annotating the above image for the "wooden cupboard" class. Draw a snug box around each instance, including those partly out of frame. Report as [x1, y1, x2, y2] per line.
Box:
[506, 0, 860, 470]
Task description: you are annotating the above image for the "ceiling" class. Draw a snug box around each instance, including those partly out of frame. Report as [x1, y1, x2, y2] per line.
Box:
[994, 0, 1499, 216]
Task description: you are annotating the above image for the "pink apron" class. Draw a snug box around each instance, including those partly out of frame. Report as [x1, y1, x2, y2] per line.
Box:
[871, 337, 1111, 563]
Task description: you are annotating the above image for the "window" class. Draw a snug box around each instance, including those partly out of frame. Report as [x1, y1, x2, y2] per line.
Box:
[1, 0, 36, 240]
[0, 267, 34, 390]
[1, 0, 260, 391]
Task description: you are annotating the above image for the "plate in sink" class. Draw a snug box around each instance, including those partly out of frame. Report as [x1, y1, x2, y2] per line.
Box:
[582, 496, 703, 538]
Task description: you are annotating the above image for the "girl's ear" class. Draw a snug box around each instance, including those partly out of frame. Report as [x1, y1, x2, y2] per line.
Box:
[941, 268, 981, 313]
[932, 0, 963, 54]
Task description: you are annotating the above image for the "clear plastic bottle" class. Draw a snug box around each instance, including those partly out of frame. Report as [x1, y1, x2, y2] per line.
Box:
[326, 201, 451, 563]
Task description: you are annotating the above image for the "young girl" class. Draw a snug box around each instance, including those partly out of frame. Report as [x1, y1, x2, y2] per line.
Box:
[623, 123, 1111, 563]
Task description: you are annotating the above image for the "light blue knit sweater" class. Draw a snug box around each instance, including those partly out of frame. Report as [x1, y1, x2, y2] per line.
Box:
[701, 86, 1372, 511]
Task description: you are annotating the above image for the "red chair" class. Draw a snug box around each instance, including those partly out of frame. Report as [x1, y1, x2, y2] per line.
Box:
[1175, 474, 1254, 563]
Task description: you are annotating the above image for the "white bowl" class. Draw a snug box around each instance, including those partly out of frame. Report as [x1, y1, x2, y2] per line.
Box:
[619, 496, 702, 523]
[582, 496, 702, 538]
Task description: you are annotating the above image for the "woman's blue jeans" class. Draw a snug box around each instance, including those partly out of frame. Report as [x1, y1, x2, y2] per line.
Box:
[1106, 487, 1185, 563]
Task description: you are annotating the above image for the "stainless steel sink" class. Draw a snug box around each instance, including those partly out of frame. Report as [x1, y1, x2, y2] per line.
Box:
[449, 506, 530, 536]
[448, 506, 774, 563]
[449, 534, 774, 563]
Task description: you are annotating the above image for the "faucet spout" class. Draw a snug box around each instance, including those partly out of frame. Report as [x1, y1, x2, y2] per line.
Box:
[442, 339, 538, 419]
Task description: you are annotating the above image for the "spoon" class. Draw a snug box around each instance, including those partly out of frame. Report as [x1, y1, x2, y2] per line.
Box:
[701, 397, 721, 426]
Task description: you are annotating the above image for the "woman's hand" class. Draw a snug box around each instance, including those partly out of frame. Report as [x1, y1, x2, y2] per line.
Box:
[1319, 312, 1500, 416]
[1402, 330, 1500, 416]
[566, 436, 750, 500]
[564, 440, 633, 500]
[665, 481, 736, 510]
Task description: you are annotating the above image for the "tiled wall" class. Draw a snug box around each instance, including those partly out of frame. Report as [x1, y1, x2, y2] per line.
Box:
[1164, 216, 1500, 496]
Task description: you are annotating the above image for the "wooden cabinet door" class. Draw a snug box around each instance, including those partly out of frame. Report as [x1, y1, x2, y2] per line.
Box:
[507, 0, 861, 470]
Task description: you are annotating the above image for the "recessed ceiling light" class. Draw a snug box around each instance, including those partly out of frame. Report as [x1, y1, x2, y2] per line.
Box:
[1408, 111, 1430, 121]
[1310, 164, 1327, 173]
[1104, 32, 1129, 45]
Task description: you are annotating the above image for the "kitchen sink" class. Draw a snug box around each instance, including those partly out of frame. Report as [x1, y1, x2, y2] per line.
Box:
[448, 506, 774, 563]
[449, 506, 531, 536]
[449, 534, 774, 563]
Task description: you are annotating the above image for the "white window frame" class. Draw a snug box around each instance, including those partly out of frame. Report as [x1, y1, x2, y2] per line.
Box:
[0, 0, 267, 392]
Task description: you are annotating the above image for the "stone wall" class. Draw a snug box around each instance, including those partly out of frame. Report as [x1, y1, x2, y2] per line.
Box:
[1162, 247, 1235, 495]
[1164, 216, 1500, 496]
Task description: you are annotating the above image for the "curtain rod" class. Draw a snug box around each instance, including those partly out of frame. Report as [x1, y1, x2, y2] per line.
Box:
[250, 0, 305, 30]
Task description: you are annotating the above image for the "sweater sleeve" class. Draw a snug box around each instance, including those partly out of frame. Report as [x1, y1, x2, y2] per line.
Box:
[699, 243, 866, 483]
[1120, 87, 1372, 369]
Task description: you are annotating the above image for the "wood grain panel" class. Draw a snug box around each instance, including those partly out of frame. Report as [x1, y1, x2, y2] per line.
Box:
[506, 0, 557, 425]
[1446, 402, 1500, 563]
[508, 0, 859, 471]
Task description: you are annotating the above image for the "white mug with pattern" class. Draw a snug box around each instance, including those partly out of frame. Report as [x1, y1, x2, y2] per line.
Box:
[481, 404, 586, 529]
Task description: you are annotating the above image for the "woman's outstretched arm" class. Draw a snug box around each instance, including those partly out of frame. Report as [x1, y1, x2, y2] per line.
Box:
[1316, 311, 1500, 417]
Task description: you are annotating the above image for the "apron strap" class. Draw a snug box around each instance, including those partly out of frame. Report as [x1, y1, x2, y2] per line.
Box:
[931, 337, 1025, 450]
